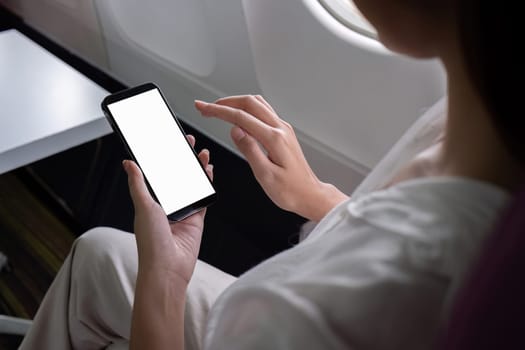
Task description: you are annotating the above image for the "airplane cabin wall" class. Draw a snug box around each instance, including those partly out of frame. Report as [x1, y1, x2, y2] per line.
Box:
[1, 0, 446, 194]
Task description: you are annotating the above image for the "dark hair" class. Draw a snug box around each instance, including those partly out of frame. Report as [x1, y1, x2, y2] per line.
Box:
[459, 1, 524, 164]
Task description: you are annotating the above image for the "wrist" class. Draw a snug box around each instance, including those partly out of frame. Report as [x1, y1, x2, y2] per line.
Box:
[300, 182, 349, 221]
[137, 265, 190, 294]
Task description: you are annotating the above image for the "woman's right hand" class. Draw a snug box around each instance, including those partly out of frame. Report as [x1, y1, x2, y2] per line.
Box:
[195, 95, 348, 221]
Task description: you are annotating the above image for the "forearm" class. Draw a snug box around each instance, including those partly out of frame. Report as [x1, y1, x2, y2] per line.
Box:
[130, 269, 187, 350]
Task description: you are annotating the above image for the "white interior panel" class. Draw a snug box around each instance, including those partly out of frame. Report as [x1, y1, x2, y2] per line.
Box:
[7, 0, 447, 193]
[105, 0, 215, 77]
[93, 0, 446, 192]
[243, 0, 446, 168]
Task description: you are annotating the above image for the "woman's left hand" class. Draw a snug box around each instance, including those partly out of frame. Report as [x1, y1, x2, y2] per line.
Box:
[123, 135, 213, 285]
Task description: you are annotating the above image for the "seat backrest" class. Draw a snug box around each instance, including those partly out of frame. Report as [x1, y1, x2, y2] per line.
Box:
[441, 184, 525, 349]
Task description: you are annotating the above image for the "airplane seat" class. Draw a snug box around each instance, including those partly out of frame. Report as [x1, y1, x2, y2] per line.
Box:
[440, 184, 525, 348]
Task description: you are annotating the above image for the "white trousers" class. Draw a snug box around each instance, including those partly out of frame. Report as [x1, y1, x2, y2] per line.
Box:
[19, 227, 236, 350]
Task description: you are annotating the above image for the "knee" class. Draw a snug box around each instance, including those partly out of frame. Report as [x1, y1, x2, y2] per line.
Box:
[67, 228, 138, 326]
[76, 227, 117, 251]
[72, 227, 137, 278]
[75, 227, 131, 256]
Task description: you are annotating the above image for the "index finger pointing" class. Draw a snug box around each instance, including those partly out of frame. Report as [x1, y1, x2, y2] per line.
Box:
[214, 95, 280, 127]
[196, 101, 274, 146]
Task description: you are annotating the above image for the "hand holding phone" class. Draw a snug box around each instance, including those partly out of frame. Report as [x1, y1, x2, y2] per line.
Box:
[102, 83, 216, 221]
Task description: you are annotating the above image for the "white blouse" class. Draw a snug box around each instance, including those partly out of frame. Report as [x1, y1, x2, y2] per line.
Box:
[204, 177, 509, 349]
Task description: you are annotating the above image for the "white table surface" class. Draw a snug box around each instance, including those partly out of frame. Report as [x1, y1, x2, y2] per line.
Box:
[0, 29, 112, 174]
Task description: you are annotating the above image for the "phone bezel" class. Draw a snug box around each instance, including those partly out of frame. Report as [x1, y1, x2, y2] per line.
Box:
[101, 82, 216, 221]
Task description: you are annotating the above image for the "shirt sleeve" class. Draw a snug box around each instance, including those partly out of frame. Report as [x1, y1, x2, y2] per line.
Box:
[204, 244, 448, 350]
[204, 179, 495, 350]
[204, 285, 347, 350]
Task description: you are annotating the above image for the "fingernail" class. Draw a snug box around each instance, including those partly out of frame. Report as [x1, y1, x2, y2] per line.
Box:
[231, 126, 246, 142]
[195, 100, 208, 107]
[122, 160, 128, 170]
[195, 100, 212, 117]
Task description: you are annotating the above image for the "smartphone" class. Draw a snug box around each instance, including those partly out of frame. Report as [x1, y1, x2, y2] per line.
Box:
[101, 82, 216, 221]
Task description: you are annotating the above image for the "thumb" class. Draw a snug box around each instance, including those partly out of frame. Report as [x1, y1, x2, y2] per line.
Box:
[231, 126, 273, 175]
[123, 160, 155, 209]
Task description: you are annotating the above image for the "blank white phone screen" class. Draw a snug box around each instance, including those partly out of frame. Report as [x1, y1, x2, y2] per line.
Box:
[107, 89, 215, 215]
